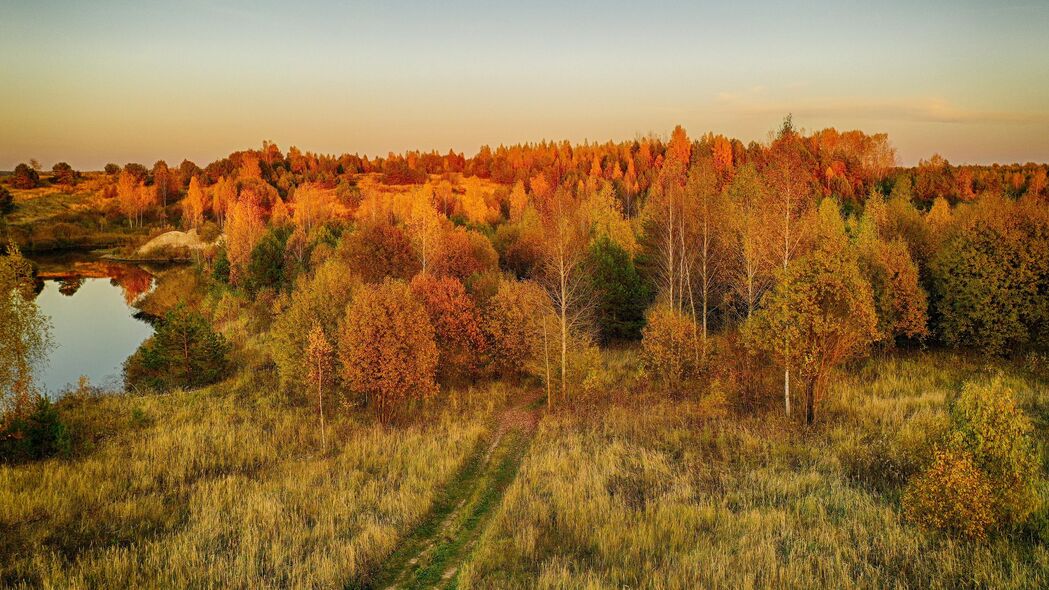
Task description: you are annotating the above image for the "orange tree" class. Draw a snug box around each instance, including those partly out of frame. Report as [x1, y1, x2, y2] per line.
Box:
[338, 279, 437, 423]
[409, 273, 488, 383]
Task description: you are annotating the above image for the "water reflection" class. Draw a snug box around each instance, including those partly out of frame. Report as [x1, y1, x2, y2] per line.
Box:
[29, 255, 158, 395]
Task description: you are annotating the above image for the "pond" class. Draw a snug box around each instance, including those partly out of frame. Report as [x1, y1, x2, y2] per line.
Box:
[29, 255, 158, 396]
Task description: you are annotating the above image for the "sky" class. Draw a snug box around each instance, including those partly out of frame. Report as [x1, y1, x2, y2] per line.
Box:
[2, 0, 1048, 170]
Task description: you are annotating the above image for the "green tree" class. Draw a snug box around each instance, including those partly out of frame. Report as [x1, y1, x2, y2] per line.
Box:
[1, 243, 52, 415]
[246, 225, 294, 294]
[746, 200, 879, 423]
[588, 236, 652, 341]
[929, 195, 1039, 355]
[123, 304, 230, 391]
[50, 162, 78, 186]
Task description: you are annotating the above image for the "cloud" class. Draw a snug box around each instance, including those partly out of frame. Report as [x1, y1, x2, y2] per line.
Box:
[714, 92, 1049, 125]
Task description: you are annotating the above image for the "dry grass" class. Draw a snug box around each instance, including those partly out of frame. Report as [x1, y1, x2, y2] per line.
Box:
[459, 351, 1049, 589]
[0, 378, 511, 588]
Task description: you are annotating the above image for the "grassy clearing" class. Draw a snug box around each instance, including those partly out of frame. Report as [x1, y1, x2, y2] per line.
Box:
[0, 378, 514, 588]
[458, 351, 1049, 589]
[1, 183, 153, 252]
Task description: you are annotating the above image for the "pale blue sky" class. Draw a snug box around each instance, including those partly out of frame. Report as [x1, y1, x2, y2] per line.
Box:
[2, 0, 1048, 168]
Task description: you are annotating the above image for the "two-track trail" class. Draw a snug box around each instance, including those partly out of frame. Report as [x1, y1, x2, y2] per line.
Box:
[365, 391, 542, 590]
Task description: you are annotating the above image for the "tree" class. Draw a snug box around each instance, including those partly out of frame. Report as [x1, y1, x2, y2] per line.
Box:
[430, 226, 499, 281]
[338, 279, 438, 423]
[305, 323, 334, 451]
[588, 236, 651, 341]
[104, 163, 120, 175]
[410, 273, 488, 382]
[484, 278, 557, 398]
[684, 158, 729, 360]
[763, 121, 818, 417]
[123, 304, 230, 391]
[116, 170, 142, 227]
[929, 195, 1039, 355]
[725, 164, 772, 320]
[641, 304, 701, 395]
[292, 183, 335, 234]
[535, 187, 594, 407]
[271, 259, 360, 391]
[226, 197, 266, 287]
[1, 243, 52, 416]
[246, 225, 294, 293]
[746, 199, 879, 424]
[338, 221, 420, 283]
[11, 163, 39, 189]
[857, 195, 929, 343]
[182, 176, 207, 228]
[151, 160, 176, 208]
[50, 162, 77, 186]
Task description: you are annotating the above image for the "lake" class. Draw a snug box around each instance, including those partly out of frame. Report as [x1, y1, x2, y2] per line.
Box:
[29, 255, 157, 395]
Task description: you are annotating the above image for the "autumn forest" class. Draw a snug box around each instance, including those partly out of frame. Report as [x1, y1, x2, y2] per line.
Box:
[1, 117, 1048, 588]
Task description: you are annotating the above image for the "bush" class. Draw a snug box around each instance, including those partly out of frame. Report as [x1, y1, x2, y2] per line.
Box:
[904, 378, 1043, 539]
[903, 448, 996, 540]
[948, 378, 1042, 528]
[123, 304, 231, 391]
[0, 396, 71, 463]
[641, 305, 701, 395]
[0, 186, 12, 213]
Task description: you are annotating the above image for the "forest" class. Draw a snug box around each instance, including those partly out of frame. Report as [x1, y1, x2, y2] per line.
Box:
[1, 119, 1048, 588]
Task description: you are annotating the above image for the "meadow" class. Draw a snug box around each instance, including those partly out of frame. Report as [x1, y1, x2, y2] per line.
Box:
[0, 370, 510, 589]
[459, 351, 1049, 589]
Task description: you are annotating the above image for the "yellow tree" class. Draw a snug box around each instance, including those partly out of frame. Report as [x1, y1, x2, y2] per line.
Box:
[535, 187, 593, 407]
[116, 170, 140, 227]
[305, 323, 334, 450]
[182, 176, 207, 228]
[0, 243, 52, 416]
[225, 198, 265, 286]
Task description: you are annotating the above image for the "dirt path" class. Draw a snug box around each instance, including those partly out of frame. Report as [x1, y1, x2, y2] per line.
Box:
[366, 391, 541, 590]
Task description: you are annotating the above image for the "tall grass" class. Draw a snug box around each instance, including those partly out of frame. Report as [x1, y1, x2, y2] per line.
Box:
[459, 351, 1049, 589]
[0, 379, 510, 588]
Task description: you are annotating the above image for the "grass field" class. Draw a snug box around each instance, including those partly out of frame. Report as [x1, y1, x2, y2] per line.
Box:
[0, 372, 513, 589]
[1, 181, 154, 252]
[2, 350, 1046, 588]
[459, 352, 1049, 589]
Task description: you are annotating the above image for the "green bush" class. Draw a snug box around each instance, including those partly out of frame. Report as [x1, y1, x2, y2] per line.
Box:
[123, 304, 231, 391]
[948, 378, 1042, 528]
[0, 396, 71, 463]
[904, 377, 1043, 539]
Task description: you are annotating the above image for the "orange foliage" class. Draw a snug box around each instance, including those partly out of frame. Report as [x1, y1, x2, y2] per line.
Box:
[410, 273, 488, 382]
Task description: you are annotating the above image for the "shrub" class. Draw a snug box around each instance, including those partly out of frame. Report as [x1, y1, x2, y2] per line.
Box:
[903, 448, 996, 540]
[0, 186, 12, 213]
[123, 304, 231, 391]
[948, 378, 1042, 527]
[0, 396, 71, 463]
[11, 163, 40, 189]
[641, 305, 700, 395]
[338, 279, 438, 423]
[904, 378, 1043, 539]
[483, 278, 552, 380]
